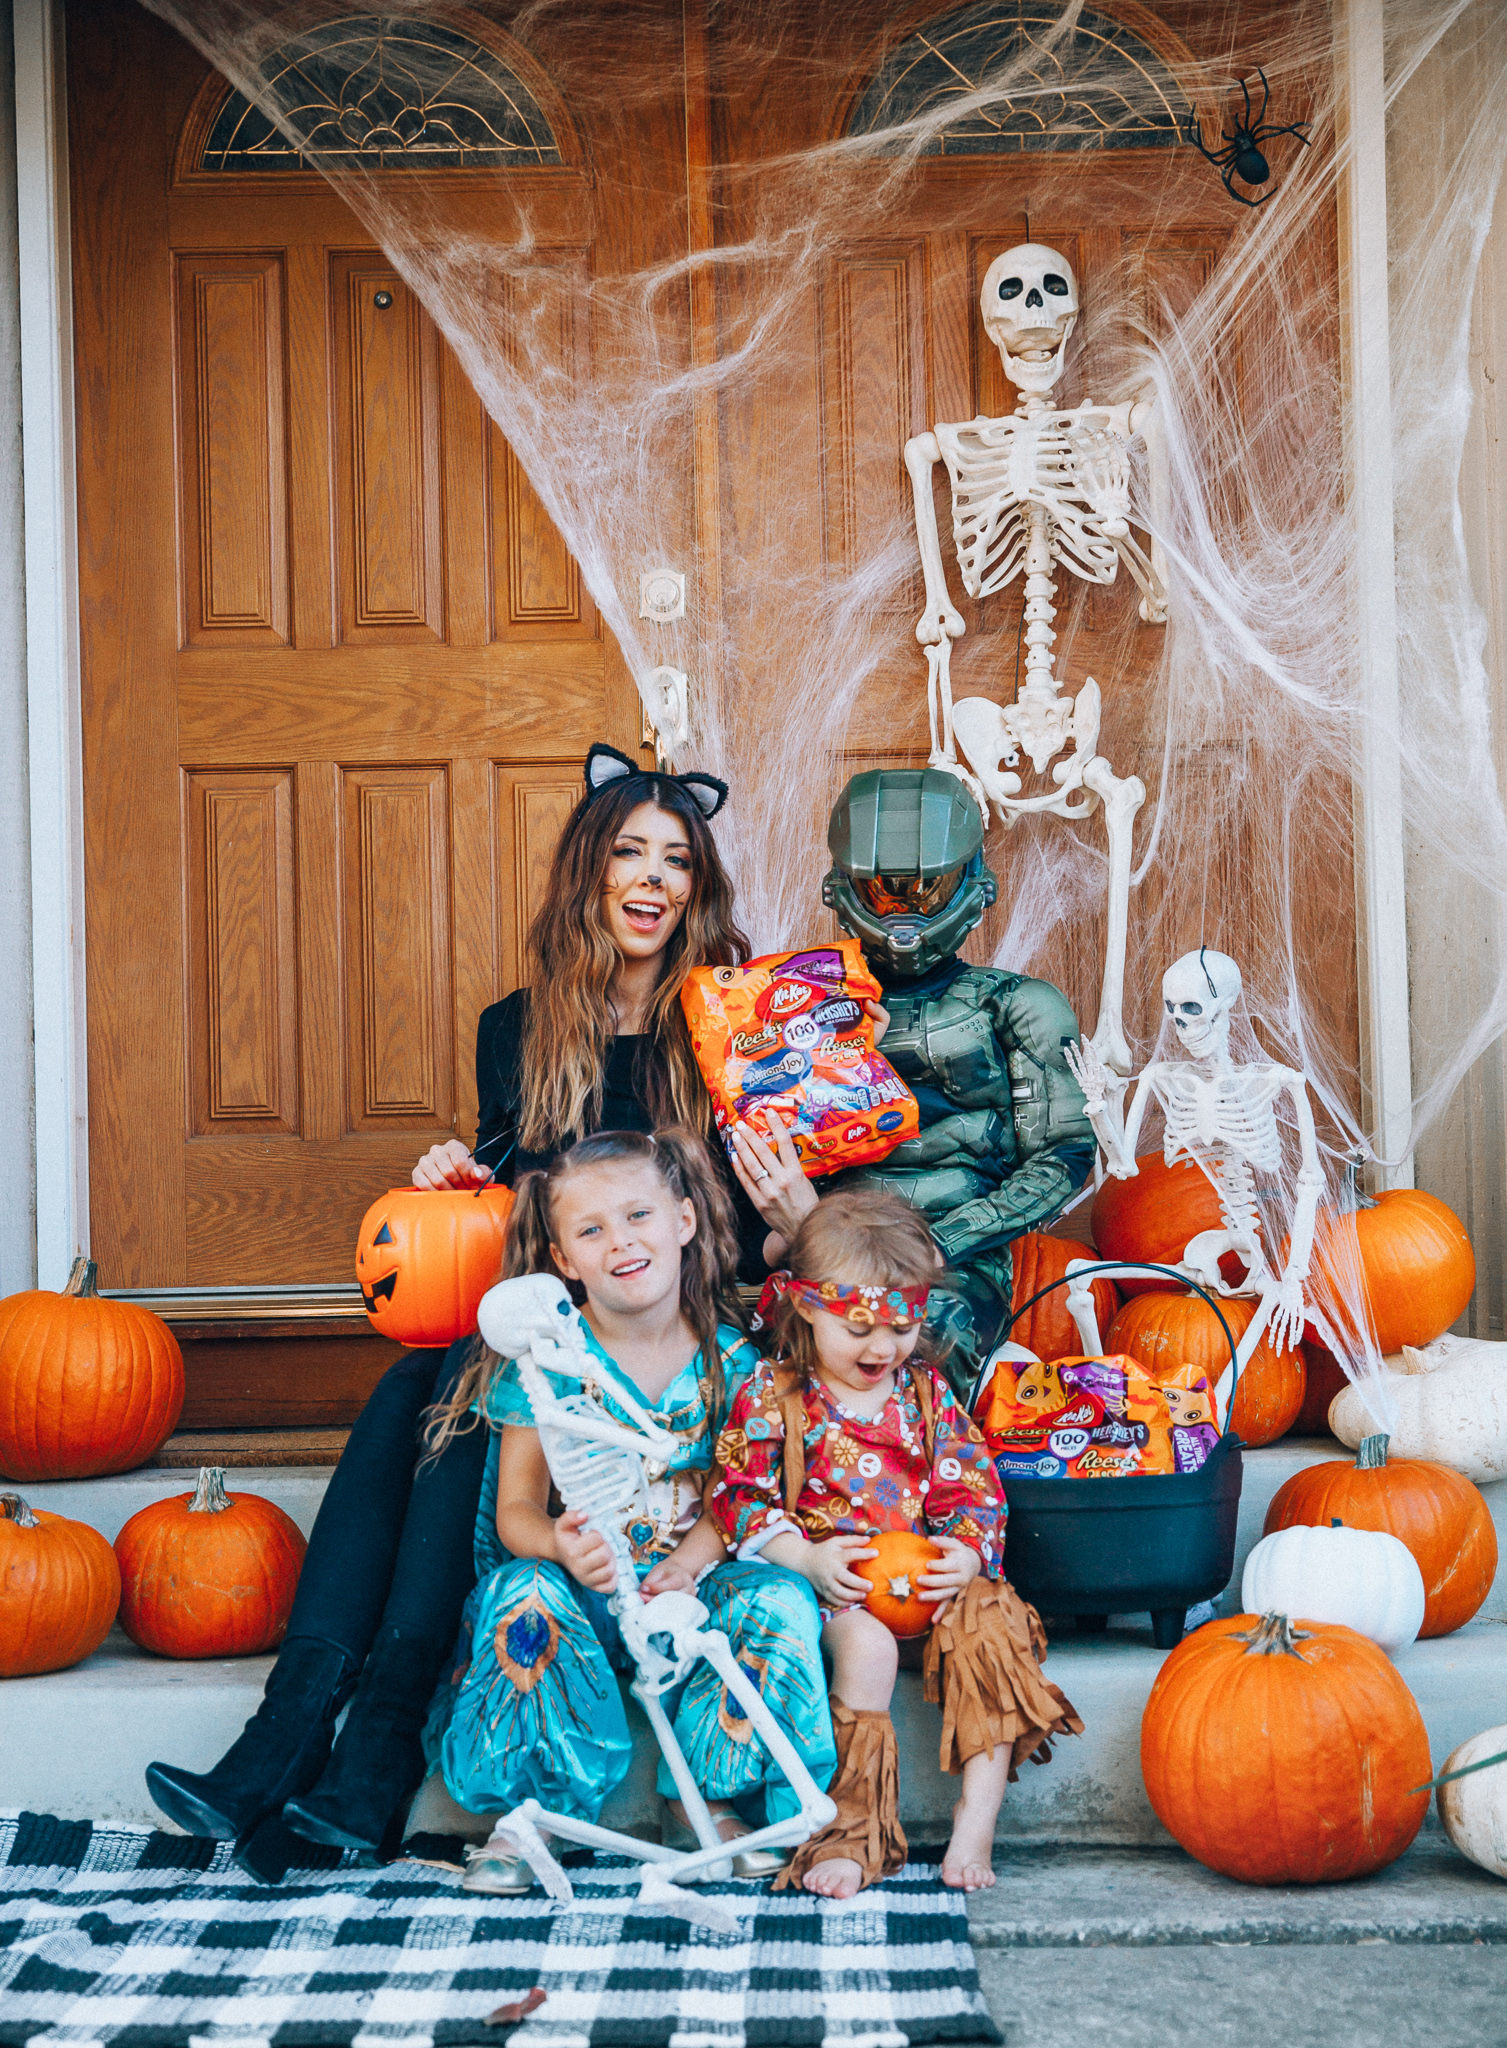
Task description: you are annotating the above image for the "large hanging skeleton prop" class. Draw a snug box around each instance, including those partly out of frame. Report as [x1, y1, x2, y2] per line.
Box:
[472, 1275, 834, 1929]
[905, 243, 1165, 1073]
[1063, 949, 1333, 1423]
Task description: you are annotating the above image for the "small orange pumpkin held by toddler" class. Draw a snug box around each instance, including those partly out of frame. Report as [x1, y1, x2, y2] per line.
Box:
[855, 1530, 944, 1637]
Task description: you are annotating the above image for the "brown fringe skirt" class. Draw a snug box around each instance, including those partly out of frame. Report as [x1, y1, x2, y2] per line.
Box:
[775, 1700, 908, 1891]
[922, 1576, 1084, 1778]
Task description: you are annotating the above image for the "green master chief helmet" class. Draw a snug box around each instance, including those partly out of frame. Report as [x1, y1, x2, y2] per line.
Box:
[823, 768, 997, 978]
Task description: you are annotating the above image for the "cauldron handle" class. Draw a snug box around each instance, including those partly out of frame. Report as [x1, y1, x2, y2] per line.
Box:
[992, 1260, 1244, 1437]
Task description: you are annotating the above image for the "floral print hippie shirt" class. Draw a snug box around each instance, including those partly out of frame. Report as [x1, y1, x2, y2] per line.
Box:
[710, 1358, 1007, 1575]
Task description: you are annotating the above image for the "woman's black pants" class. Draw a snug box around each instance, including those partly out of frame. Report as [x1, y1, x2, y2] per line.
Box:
[285, 1340, 486, 1670]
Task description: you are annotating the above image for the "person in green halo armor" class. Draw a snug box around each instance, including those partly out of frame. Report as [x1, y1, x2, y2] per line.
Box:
[823, 767, 1095, 1393]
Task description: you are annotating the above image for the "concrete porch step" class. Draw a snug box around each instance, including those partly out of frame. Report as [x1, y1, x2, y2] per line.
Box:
[5, 1443, 1505, 1840]
[21, 1435, 1507, 1620]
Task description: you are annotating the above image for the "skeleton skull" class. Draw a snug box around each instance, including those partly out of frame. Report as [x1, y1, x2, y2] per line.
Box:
[1162, 948, 1242, 1060]
[980, 244, 1079, 395]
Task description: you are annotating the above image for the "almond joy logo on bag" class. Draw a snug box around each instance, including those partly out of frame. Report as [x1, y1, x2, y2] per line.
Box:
[680, 938, 920, 1179]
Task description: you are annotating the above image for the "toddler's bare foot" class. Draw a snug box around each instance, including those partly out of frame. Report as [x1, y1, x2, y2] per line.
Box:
[803, 1856, 865, 1900]
[941, 1799, 997, 1892]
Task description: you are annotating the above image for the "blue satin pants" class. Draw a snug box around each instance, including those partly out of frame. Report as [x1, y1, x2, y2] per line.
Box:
[438, 1554, 834, 1825]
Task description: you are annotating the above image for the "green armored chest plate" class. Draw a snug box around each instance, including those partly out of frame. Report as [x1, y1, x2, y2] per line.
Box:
[883, 970, 1011, 1109]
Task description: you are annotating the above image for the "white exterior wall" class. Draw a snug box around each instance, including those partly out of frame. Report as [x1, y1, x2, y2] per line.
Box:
[0, 0, 34, 1297]
[1389, 2, 1507, 1338]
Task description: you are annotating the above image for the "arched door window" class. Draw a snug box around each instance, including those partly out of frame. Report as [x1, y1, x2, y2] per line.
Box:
[199, 14, 562, 171]
[848, 3, 1191, 154]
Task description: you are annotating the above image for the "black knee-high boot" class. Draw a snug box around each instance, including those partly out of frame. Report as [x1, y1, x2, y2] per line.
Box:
[145, 1637, 357, 1843]
[281, 1623, 443, 1853]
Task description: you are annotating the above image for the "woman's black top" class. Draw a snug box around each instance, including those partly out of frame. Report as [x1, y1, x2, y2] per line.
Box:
[472, 988, 767, 1279]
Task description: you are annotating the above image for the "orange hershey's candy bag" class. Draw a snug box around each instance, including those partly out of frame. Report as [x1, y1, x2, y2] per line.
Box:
[680, 939, 919, 1179]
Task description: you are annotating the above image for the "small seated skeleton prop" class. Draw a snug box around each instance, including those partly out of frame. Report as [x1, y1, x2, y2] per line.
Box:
[1062, 950, 1329, 1424]
[473, 1274, 834, 1926]
[905, 244, 1167, 1071]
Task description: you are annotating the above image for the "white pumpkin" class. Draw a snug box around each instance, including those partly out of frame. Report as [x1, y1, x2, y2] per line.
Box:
[1328, 1336, 1507, 1483]
[1437, 1722, 1507, 1879]
[1240, 1523, 1425, 1656]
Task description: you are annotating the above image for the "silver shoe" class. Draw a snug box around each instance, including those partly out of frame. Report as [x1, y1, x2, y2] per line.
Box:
[461, 1842, 537, 1895]
[662, 1808, 790, 1879]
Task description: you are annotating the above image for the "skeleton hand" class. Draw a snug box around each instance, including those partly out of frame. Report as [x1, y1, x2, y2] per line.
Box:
[1267, 1273, 1308, 1356]
[1070, 425, 1132, 537]
[916, 599, 966, 647]
[1064, 1035, 1118, 1116]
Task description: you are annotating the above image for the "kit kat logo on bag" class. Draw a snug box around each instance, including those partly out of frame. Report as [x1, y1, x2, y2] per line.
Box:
[757, 977, 822, 1025]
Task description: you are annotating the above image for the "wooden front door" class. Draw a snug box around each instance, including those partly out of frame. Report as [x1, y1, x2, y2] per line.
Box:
[69, 1, 655, 1417]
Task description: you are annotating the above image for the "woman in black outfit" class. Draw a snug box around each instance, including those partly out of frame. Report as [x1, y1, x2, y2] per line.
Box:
[144, 743, 788, 1880]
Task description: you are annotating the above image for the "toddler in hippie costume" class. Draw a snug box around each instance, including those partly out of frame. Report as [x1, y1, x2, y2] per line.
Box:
[709, 1188, 1081, 1897]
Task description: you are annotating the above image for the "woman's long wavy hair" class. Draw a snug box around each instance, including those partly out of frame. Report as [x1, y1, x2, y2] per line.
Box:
[762, 1187, 943, 1388]
[425, 1126, 744, 1453]
[516, 773, 749, 1153]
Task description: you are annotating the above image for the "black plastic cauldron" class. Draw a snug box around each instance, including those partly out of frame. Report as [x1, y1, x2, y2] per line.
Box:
[1001, 1432, 1244, 1648]
[985, 1261, 1248, 1649]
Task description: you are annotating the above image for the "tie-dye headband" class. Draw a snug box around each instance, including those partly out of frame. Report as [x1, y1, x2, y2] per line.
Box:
[754, 1271, 931, 1333]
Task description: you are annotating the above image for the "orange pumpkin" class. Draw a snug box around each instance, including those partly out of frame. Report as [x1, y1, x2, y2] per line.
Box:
[1295, 1341, 1349, 1436]
[0, 1257, 184, 1482]
[854, 1530, 943, 1638]
[0, 1491, 120, 1677]
[1008, 1232, 1120, 1362]
[1090, 1155, 1246, 1298]
[1107, 1291, 1305, 1448]
[115, 1467, 307, 1659]
[355, 1185, 515, 1347]
[1141, 1611, 1430, 1884]
[1264, 1433, 1496, 1637]
[1306, 1174, 1475, 1356]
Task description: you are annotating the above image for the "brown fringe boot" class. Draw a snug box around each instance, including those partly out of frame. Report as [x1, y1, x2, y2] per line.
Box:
[922, 1578, 1084, 1777]
[775, 1699, 907, 1891]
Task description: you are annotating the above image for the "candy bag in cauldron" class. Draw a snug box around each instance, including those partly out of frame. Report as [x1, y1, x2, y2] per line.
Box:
[975, 1351, 1183, 1480]
[680, 939, 919, 1178]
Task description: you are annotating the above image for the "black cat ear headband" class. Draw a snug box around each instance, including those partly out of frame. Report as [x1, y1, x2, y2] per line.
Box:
[583, 742, 728, 820]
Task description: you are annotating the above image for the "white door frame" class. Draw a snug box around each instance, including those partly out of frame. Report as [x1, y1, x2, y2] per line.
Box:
[15, 0, 86, 1289]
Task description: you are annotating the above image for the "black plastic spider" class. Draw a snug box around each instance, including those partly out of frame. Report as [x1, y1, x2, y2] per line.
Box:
[1185, 68, 1311, 208]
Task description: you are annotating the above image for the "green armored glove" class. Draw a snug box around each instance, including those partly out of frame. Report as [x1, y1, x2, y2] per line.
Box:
[823, 768, 1095, 1393]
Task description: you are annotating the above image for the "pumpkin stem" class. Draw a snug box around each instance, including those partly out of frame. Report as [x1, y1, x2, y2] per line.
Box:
[188, 1467, 232, 1514]
[63, 1254, 99, 1300]
[1336, 1156, 1377, 1216]
[1356, 1433, 1390, 1469]
[0, 1493, 39, 1529]
[1235, 1612, 1314, 1658]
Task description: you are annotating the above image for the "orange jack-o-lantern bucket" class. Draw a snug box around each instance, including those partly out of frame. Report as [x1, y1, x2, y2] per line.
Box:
[354, 1186, 515, 1347]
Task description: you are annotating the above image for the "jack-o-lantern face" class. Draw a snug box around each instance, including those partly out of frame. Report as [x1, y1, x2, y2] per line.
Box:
[354, 1186, 515, 1348]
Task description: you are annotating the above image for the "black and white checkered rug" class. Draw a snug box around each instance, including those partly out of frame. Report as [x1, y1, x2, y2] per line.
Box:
[0, 1813, 999, 2047]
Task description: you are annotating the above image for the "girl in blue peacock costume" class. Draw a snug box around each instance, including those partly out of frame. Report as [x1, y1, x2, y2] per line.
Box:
[424, 1126, 835, 1893]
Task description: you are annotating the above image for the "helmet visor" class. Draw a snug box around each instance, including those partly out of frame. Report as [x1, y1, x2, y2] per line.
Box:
[856, 865, 966, 919]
